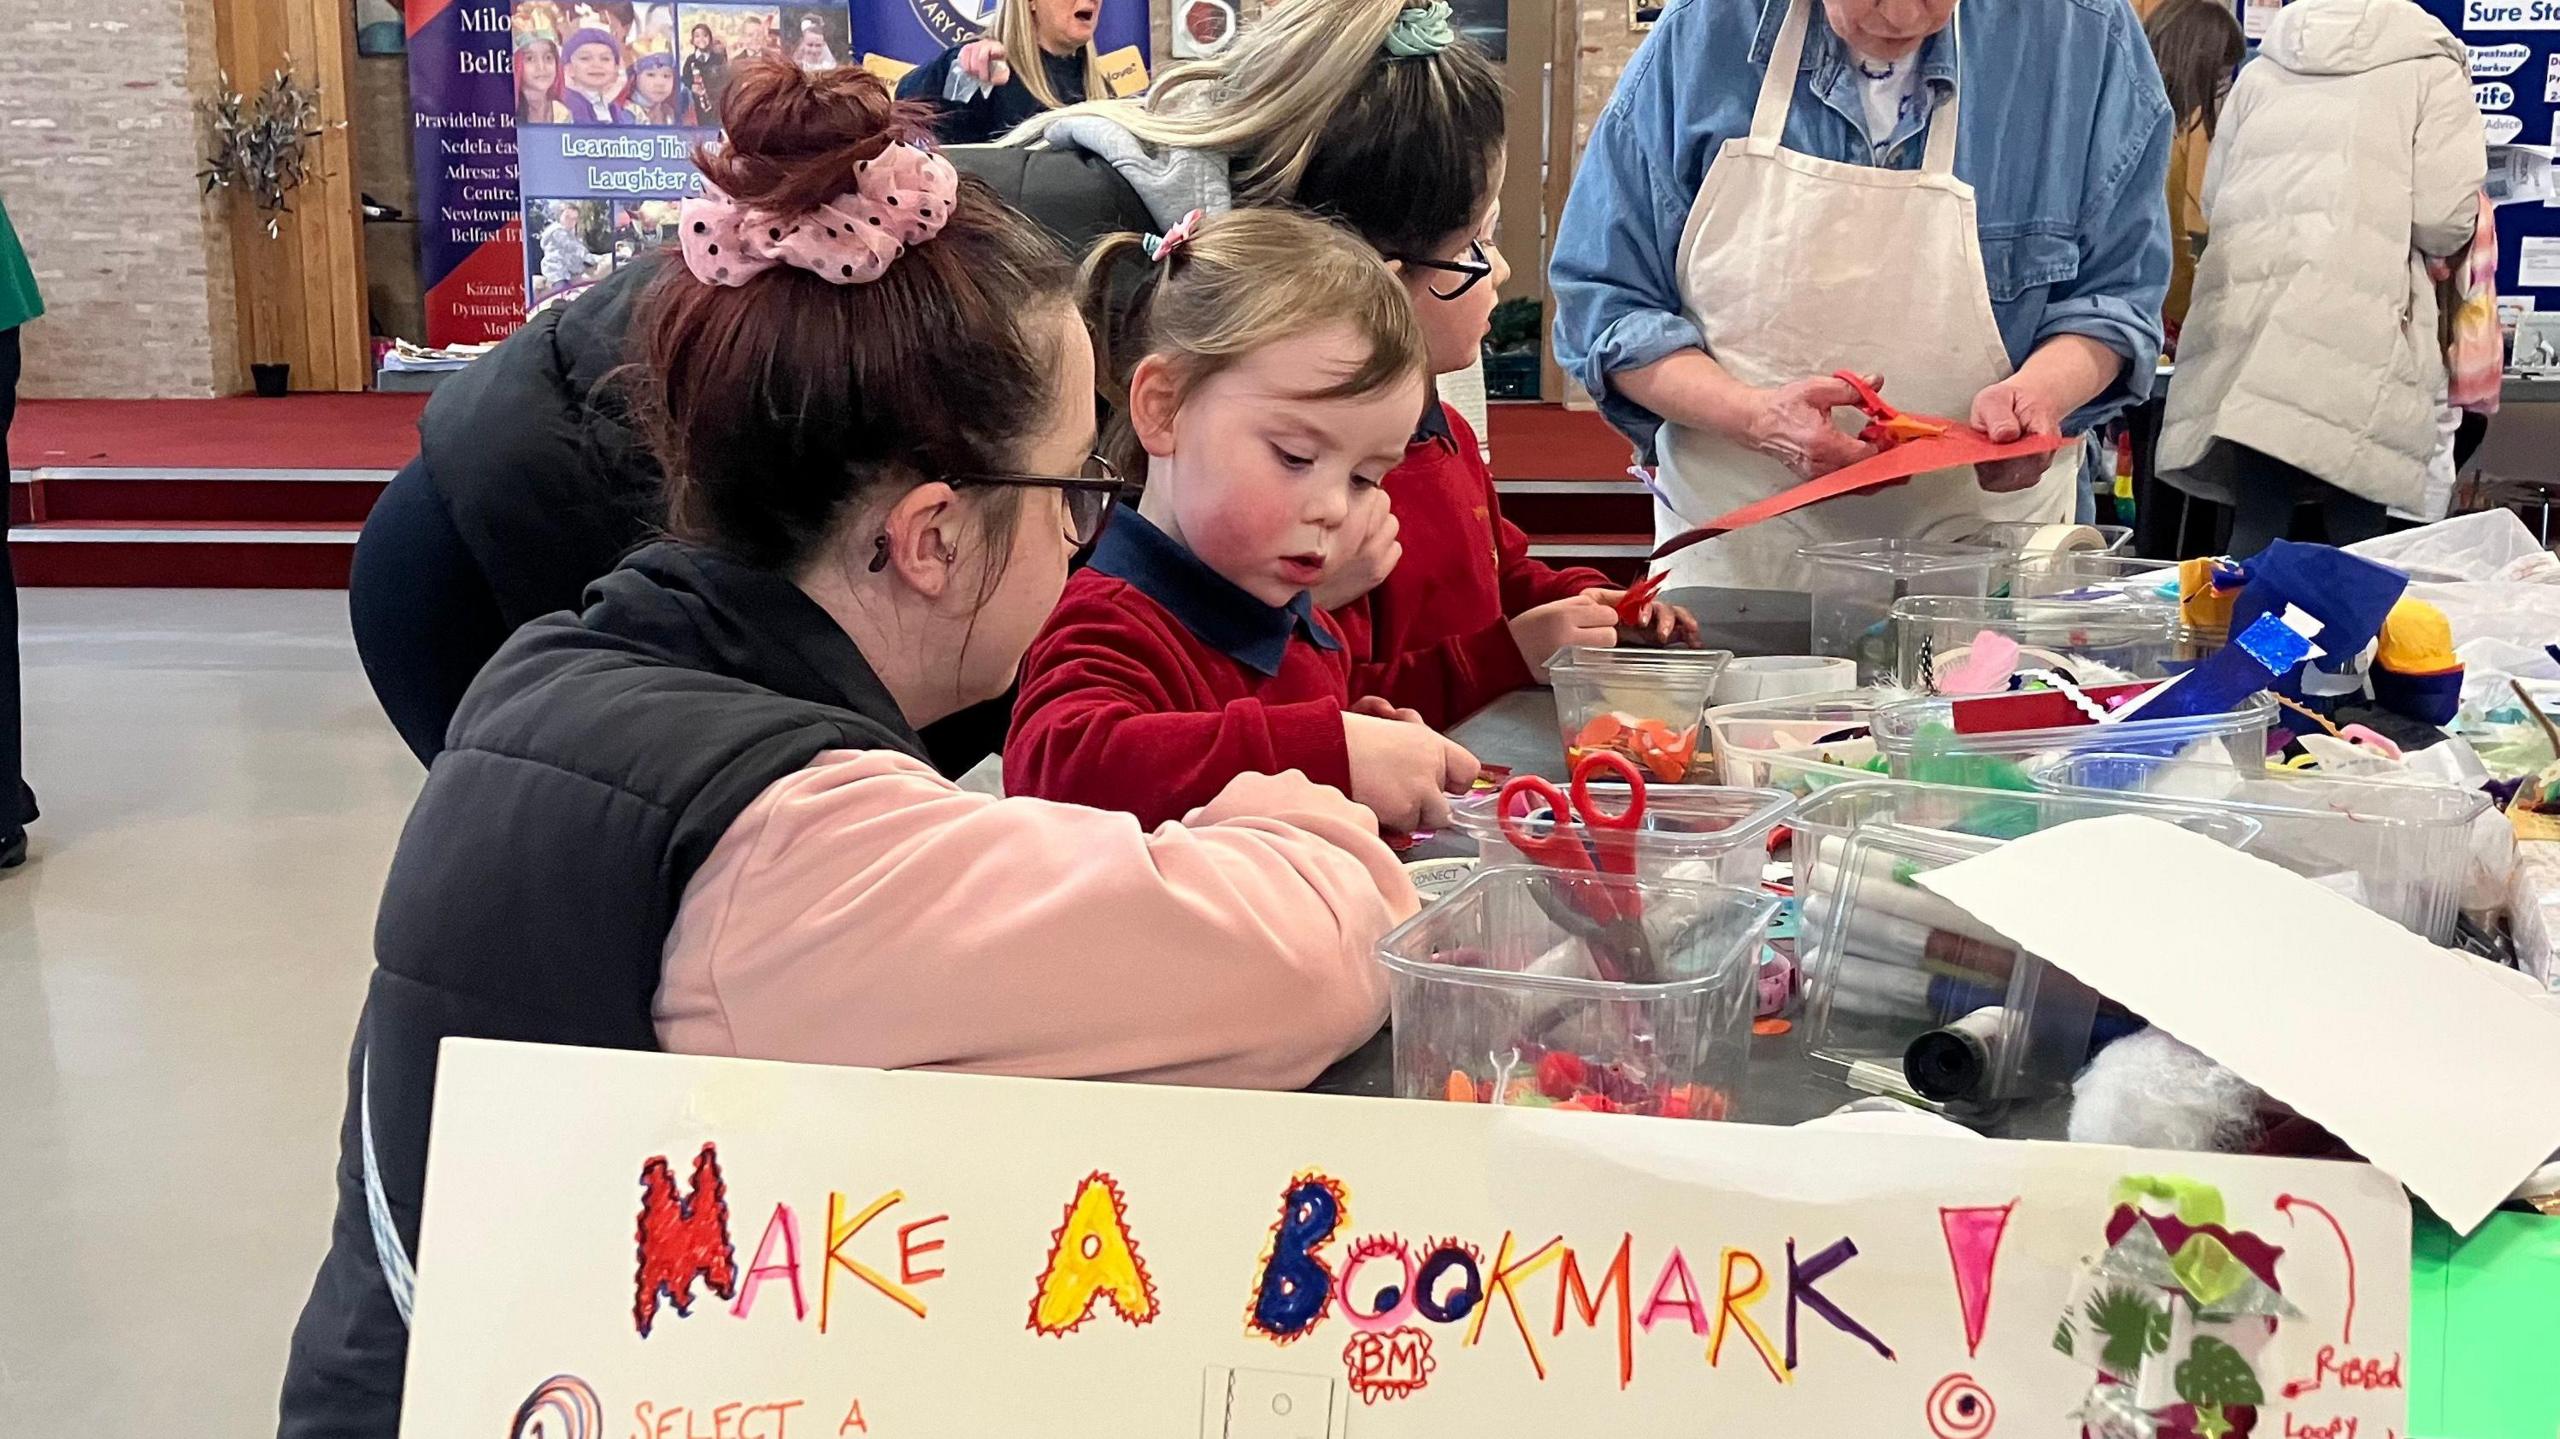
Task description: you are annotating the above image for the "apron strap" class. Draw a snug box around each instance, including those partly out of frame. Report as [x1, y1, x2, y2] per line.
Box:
[1749, 0, 1815, 144]
[1920, 2, 1963, 175]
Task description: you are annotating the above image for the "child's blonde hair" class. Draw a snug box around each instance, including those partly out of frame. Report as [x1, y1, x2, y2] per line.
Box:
[1080, 208, 1427, 475]
[983, 0, 1103, 111]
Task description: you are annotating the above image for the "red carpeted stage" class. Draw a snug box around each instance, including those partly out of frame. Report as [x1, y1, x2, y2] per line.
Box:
[7, 393, 1646, 587]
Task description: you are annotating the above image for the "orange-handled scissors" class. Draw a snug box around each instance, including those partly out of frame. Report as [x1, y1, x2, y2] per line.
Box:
[1833, 370, 1951, 449]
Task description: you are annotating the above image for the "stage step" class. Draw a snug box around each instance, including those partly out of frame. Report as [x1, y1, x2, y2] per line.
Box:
[3, 401, 1653, 587]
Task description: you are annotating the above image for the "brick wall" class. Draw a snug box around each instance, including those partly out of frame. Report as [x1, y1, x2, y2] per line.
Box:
[0, 4, 241, 398]
[1570, 0, 1646, 160]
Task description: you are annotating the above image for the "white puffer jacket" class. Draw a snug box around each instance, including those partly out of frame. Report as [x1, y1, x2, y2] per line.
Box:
[2158, 0, 2484, 513]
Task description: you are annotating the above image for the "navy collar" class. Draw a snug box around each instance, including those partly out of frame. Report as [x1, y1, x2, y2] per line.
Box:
[1087, 509, 1341, 678]
[1412, 384, 1454, 449]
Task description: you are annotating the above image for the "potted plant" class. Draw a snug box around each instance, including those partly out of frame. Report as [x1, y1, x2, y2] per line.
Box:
[197, 61, 332, 396]
[1483, 296, 1542, 401]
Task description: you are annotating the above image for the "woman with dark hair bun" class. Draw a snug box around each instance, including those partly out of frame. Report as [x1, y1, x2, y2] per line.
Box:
[280, 59, 1411, 1439]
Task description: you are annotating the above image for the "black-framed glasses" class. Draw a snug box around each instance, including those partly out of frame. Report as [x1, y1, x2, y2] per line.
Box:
[952, 453, 1124, 548]
[1390, 238, 1495, 301]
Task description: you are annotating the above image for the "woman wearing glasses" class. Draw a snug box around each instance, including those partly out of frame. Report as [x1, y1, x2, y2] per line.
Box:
[281, 62, 1412, 1439]
[1551, 0, 2174, 589]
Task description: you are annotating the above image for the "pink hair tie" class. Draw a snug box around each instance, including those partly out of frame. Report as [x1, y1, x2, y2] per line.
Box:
[679, 141, 959, 287]
[1141, 208, 1204, 264]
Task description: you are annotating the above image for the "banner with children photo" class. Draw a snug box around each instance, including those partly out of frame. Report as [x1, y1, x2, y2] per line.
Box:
[510, 2, 853, 312]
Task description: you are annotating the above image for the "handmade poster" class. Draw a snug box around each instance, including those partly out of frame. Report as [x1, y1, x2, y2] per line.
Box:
[410, 0, 530, 344]
[402, 1040, 2412, 1439]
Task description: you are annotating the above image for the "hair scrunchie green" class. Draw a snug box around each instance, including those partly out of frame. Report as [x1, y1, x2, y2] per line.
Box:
[1383, 1, 1456, 58]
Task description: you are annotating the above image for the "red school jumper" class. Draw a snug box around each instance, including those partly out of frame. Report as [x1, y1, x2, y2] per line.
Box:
[1007, 508, 1356, 829]
[1332, 400, 1612, 729]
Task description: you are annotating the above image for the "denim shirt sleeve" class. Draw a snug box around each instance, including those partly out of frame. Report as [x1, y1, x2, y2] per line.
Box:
[2036, 8, 2173, 432]
[1550, 0, 1723, 454]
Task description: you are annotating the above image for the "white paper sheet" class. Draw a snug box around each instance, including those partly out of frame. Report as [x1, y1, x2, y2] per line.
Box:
[1914, 815, 2560, 1234]
[2519, 235, 2560, 289]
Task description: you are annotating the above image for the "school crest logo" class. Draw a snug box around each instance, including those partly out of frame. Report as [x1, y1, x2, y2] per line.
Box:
[910, 0, 1002, 47]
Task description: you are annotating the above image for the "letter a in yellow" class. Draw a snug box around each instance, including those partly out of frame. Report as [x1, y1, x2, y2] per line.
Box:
[1027, 1171, 1158, 1336]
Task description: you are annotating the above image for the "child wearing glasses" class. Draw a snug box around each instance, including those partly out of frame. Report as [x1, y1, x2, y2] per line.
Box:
[1005, 207, 1482, 833]
[1289, 18, 1699, 726]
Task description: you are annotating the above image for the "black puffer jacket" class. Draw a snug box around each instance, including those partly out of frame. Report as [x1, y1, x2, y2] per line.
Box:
[378, 146, 1150, 770]
[279, 543, 926, 1439]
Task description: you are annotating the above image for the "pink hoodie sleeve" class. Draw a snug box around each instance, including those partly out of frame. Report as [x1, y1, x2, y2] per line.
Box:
[656, 749, 1414, 1090]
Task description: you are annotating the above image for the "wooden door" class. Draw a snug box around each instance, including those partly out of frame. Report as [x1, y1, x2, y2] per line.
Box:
[214, 0, 371, 391]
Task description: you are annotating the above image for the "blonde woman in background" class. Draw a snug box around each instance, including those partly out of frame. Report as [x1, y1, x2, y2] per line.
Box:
[1003, 0, 1484, 229]
[897, 0, 1108, 143]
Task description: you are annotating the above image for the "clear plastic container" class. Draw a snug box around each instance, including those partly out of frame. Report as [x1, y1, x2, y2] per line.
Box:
[1548, 647, 1734, 783]
[1785, 780, 2261, 1126]
[1703, 689, 1887, 794]
[1889, 594, 2181, 692]
[1870, 689, 2277, 788]
[2027, 753, 2488, 943]
[1970, 520, 2136, 555]
[1450, 783, 1793, 890]
[2009, 552, 2183, 602]
[1802, 538, 2005, 682]
[1377, 865, 1776, 1118]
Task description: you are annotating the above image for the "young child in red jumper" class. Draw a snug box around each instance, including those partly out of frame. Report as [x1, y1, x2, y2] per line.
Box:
[1007, 209, 1481, 832]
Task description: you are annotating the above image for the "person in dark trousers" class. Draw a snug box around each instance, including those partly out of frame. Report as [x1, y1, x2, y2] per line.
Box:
[0, 192, 40, 869]
[896, 0, 1104, 143]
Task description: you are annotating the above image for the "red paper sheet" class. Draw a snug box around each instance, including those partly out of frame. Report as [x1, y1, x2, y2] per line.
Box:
[1651, 428, 2073, 562]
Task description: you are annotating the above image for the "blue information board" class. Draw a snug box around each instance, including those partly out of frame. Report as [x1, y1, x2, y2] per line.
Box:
[2423, 0, 2555, 315]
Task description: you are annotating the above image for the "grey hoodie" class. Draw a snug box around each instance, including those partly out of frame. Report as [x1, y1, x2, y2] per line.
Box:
[1036, 111, 1235, 228]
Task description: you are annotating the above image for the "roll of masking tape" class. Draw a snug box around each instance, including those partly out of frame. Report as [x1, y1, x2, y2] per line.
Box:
[2021, 524, 2108, 556]
[1710, 654, 1858, 706]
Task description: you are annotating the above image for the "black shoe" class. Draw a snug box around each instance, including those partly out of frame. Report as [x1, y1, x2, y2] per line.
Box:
[0, 828, 25, 870]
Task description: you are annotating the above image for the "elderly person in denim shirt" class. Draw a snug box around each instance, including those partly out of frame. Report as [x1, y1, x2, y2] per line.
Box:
[1553, 0, 2172, 588]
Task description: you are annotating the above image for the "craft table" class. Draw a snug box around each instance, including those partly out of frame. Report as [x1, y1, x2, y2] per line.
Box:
[1307, 589, 2077, 1139]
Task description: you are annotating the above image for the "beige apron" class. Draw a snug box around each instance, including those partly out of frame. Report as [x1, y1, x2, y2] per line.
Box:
[1653, 0, 2072, 591]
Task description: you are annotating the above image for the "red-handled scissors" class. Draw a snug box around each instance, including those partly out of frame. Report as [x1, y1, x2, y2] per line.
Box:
[1833, 370, 1951, 450]
[1496, 751, 1653, 978]
[1611, 571, 1669, 629]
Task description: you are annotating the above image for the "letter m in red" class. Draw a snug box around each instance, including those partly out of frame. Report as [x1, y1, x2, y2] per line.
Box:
[634, 1143, 739, 1337]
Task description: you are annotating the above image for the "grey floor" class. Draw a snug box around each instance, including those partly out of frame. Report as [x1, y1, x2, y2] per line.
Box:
[0, 589, 422, 1437]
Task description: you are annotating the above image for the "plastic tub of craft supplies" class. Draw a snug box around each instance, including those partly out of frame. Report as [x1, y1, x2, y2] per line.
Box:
[1801, 537, 2004, 682]
[1548, 646, 1733, 782]
[1869, 689, 2277, 784]
[1450, 783, 1793, 890]
[1889, 594, 2180, 693]
[1377, 865, 1776, 1118]
[2026, 753, 2489, 943]
[1702, 689, 1887, 794]
[1784, 781, 2261, 1125]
